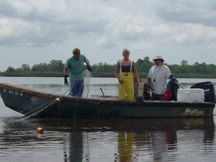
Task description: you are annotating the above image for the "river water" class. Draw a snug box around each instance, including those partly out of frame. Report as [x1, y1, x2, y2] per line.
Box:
[0, 77, 216, 162]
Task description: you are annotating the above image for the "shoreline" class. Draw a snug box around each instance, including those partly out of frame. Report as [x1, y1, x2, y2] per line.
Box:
[1, 72, 216, 78]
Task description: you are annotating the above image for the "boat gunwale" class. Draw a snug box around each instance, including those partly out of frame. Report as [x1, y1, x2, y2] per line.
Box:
[0, 82, 215, 108]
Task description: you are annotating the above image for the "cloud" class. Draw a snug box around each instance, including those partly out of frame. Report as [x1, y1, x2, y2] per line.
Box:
[151, 24, 173, 35]
[171, 24, 216, 44]
[156, 0, 216, 26]
[1, 0, 216, 48]
[132, 42, 153, 50]
[208, 43, 216, 49]
[0, 0, 161, 48]
[96, 35, 117, 49]
[0, 16, 71, 46]
[0, 0, 109, 47]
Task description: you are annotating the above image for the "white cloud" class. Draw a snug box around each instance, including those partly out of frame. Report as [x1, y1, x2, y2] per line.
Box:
[1, 0, 216, 48]
[157, 0, 216, 26]
[1, 0, 161, 47]
[96, 35, 117, 49]
[208, 43, 216, 49]
[132, 42, 153, 50]
[0, 0, 110, 46]
[151, 24, 173, 35]
[171, 24, 216, 44]
[1, 0, 171, 47]
[0, 0, 216, 71]
[0, 17, 41, 44]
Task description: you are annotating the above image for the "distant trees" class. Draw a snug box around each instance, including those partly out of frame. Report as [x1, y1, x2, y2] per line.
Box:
[31, 60, 64, 72]
[2, 58, 216, 78]
[136, 56, 154, 73]
[32, 63, 49, 72]
[91, 63, 116, 76]
[5, 60, 64, 73]
[20, 64, 31, 72]
[181, 60, 188, 66]
[169, 62, 216, 74]
[48, 60, 64, 72]
[6, 66, 16, 73]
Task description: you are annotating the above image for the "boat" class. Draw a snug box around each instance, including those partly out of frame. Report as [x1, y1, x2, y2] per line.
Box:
[0, 82, 215, 118]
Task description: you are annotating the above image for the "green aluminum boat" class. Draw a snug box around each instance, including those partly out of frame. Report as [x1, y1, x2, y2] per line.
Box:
[0, 82, 215, 118]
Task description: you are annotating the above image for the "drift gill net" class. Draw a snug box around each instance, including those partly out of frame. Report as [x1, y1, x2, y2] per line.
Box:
[18, 70, 119, 120]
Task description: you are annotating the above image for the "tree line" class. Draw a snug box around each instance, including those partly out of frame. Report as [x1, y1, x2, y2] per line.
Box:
[1, 57, 216, 78]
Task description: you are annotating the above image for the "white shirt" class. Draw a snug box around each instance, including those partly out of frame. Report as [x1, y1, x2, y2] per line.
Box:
[147, 65, 171, 94]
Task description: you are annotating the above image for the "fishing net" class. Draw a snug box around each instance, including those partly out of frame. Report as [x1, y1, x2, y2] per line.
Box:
[20, 96, 54, 116]
[83, 70, 92, 98]
[19, 69, 118, 119]
[20, 70, 91, 119]
[19, 85, 71, 120]
[19, 95, 56, 120]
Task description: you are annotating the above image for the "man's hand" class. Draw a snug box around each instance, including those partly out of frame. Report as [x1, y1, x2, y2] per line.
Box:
[87, 64, 92, 71]
[119, 79, 124, 84]
[64, 75, 68, 85]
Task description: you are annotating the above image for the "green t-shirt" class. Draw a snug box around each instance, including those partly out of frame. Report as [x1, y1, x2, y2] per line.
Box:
[65, 55, 88, 80]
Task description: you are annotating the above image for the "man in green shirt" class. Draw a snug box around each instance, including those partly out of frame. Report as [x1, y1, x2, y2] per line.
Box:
[63, 48, 91, 97]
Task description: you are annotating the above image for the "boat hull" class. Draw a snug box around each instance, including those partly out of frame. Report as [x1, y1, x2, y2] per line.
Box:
[0, 83, 215, 118]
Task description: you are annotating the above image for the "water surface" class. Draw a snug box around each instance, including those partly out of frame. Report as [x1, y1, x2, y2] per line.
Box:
[0, 77, 216, 162]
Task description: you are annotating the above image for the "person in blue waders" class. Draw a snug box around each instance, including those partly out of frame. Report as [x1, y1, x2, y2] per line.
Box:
[63, 48, 91, 97]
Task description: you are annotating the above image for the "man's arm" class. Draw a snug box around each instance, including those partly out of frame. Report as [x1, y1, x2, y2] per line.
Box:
[147, 78, 151, 87]
[86, 60, 91, 71]
[87, 60, 90, 65]
[63, 68, 68, 85]
[63, 68, 68, 75]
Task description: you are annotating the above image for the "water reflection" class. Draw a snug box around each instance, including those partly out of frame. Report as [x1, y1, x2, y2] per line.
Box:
[117, 132, 134, 161]
[67, 132, 83, 162]
[0, 118, 215, 162]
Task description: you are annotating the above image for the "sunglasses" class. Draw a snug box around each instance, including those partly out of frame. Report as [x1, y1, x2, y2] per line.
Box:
[74, 52, 80, 55]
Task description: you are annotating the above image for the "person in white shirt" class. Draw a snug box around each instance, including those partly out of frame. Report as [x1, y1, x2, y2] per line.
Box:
[147, 55, 173, 100]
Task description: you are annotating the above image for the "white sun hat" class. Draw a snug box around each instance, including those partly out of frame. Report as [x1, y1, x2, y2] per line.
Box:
[153, 55, 164, 62]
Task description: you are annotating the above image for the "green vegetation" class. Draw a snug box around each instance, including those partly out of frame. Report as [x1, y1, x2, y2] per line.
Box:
[0, 58, 216, 78]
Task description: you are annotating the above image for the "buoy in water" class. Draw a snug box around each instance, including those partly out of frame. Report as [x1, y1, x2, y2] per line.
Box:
[55, 97, 61, 104]
[37, 127, 44, 134]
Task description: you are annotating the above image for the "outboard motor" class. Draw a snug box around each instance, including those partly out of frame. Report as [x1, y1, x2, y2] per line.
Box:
[191, 81, 216, 102]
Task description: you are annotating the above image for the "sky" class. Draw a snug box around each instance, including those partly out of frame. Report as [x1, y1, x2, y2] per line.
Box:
[0, 0, 216, 71]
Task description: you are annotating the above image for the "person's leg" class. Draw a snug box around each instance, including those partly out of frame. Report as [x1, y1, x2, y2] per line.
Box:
[151, 93, 157, 100]
[125, 73, 134, 100]
[157, 94, 164, 101]
[70, 80, 79, 96]
[152, 93, 164, 101]
[76, 80, 84, 97]
[126, 77, 134, 100]
[118, 82, 126, 100]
